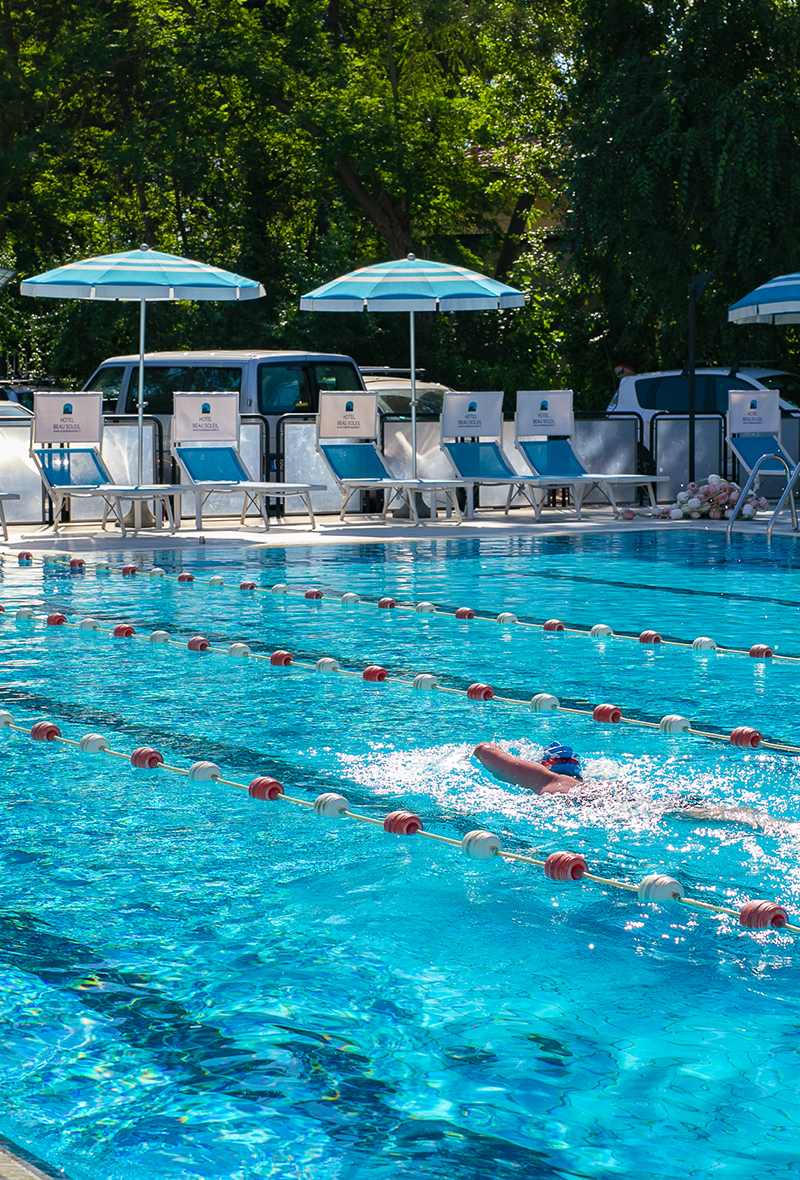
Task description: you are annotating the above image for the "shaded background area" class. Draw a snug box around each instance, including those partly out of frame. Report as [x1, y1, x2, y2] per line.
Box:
[2, 0, 800, 405]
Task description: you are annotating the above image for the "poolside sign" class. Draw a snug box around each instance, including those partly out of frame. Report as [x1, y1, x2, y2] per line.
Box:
[318, 392, 378, 438]
[728, 390, 780, 435]
[173, 392, 239, 443]
[516, 390, 574, 436]
[441, 391, 503, 438]
[33, 392, 102, 443]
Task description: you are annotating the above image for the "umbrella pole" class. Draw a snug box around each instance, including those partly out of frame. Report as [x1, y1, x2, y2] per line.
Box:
[137, 298, 146, 487]
[410, 309, 417, 479]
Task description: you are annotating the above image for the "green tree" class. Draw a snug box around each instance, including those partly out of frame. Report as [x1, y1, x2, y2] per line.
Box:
[1, 0, 574, 392]
[565, 0, 800, 388]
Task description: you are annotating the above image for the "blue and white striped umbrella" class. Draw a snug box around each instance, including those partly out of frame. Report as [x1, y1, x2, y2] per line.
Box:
[300, 254, 524, 312]
[21, 246, 265, 301]
[301, 254, 525, 477]
[22, 245, 264, 487]
[728, 273, 800, 325]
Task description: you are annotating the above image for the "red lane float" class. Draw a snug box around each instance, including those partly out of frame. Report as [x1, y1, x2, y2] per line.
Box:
[187, 635, 210, 652]
[31, 721, 61, 741]
[121, 565, 138, 576]
[467, 682, 494, 701]
[739, 899, 787, 929]
[455, 607, 475, 620]
[130, 746, 164, 769]
[362, 665, 388, 682]
[113, 624, 135, 638]
[270, 650, 293, 666]
[18, 551, 33, 564]
[248, 776, 284, 801]
[239, 581, 257, 591]
[177, 573, 194, 583]
[543, 619, 564, 632]
[378, 597, 397, 609]
[304, 589, 323, 600]
[730, 726, 762, 748]
[544, 851, 587, 881]
[473, 742, 549, 789]
[46, 613, 67, 626]
[0, 605, 4, 613]
[593, 703, 622, 723]
[749, 644, 773, 659]
[383, 810, 423, 835]
[70, 558, 85, 571]
[639, 630, 662, 644]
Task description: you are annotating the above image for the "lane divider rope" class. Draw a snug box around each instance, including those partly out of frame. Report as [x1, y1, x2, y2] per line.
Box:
[6, 551, 791, 665]
[1, 708, 794, 940]
[5, 603, 800, 755]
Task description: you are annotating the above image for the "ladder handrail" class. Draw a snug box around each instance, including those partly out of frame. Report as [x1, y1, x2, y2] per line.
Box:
[767, 463, 800, 541]
[726, 453, 794, 540]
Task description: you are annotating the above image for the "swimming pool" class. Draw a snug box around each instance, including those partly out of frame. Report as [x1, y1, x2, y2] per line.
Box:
[1, 530, 799, 1180]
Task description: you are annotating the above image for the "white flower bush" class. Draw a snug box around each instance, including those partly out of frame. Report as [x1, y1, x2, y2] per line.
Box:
[656, 474, 769, 521]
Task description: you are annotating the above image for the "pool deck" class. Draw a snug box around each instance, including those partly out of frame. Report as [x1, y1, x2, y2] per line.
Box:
[0, 505, 797, 555]
[0, 1139, 67, 1180]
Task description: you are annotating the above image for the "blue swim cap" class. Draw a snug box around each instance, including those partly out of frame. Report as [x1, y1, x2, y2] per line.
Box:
[541, 741, 582, 780]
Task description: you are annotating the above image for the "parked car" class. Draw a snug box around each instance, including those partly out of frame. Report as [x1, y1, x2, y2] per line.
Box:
[0, 399, 33, 418]
[0, 379, 59, 410]
[83, 349, 366, 422]
[608, 366, 800, 446]
[360, 368, 452, 415]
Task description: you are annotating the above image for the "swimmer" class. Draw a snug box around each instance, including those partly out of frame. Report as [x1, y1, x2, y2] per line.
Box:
[473, 741, 585, 795]
[475, 739, 800, 832]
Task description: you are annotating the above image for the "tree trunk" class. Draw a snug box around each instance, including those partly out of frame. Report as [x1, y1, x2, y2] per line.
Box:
[494, 193, 534, 279]
[333, 153, 411, 257]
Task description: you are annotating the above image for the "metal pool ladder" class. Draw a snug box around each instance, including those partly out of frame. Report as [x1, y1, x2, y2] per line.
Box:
[726, 453, 797, 540]
[767, 460, 800, 541]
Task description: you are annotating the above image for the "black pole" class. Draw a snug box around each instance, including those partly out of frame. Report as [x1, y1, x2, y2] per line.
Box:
[687, 271, 713, 486]
[688, 285, 697, 484]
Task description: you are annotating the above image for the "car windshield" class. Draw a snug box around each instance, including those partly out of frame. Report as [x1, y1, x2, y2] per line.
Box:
[377, 387, 446, 414]
[0, 400, 32, 417]
[311, 362, 362, 393]
[85, 365, 128, 411]
[755, 372, 800, 408]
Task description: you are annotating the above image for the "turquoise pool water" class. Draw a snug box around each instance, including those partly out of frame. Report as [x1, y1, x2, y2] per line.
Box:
[1, 530, 799, 1180]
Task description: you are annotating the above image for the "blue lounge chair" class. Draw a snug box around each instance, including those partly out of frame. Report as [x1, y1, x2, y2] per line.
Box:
[317, 392, 465, 523]
[173, 391, 324, 530]
[31, 392, 187, 535]
[726, 390, 798, 537]
[513, 390, 667, 517]
[32, 446, 194, 535]
[439, 391, 549, 516]
[727, 390, 794, 484]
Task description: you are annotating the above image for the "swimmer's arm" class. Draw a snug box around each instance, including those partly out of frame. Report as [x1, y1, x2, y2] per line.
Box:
[473, 742, 574, 795]
[668, 802, 800, 832]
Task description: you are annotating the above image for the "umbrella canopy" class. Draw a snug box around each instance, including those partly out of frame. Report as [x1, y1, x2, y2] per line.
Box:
[301, 254, 525, 313]
[21, 247, 265, 302]
[728, 273, 800, 325]
[301, 254, 525, 476]
[22, 245, 264, 485]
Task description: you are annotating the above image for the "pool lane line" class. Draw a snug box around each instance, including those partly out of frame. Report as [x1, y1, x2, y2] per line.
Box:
[8, 607, 799, 756]
[8, 553, 793, 665]
[2, 710, 796, 940]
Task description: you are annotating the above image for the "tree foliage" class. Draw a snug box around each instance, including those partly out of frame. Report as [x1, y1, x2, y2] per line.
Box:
[5, 0, 800, 401]
[0, 0, 574, 392]
[565, 0, 800, 384]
